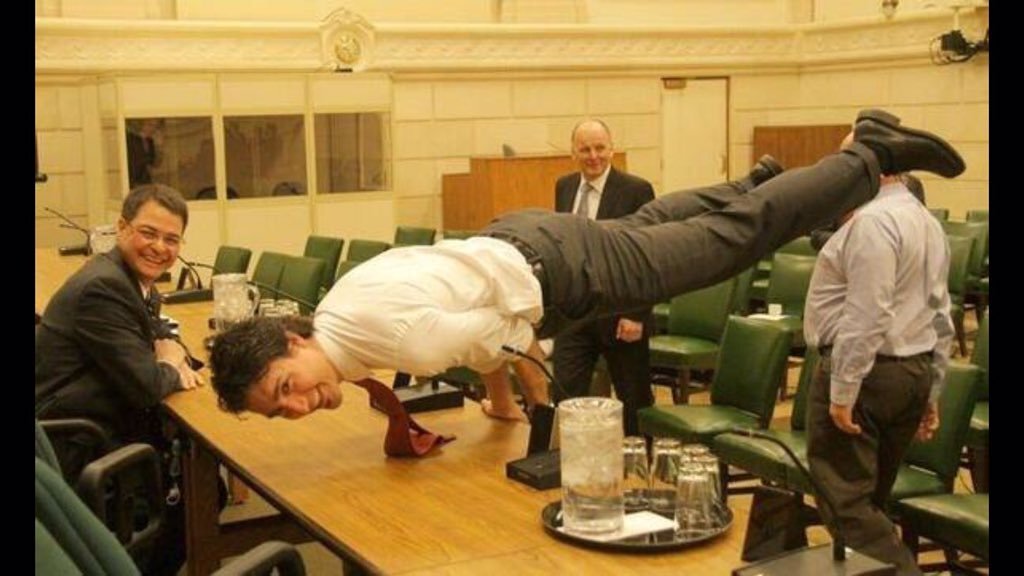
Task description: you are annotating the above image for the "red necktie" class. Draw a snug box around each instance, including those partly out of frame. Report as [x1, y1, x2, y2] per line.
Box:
[353, 378, 456, 457]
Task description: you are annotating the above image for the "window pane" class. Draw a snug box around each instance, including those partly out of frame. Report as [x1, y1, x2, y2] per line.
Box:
[224, 115, 307, 199]
[125, 117, 216, 200]
[314, 112, 390, 194]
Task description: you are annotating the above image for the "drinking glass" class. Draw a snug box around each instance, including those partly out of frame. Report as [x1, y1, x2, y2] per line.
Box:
[649, 438, 682, 515]
[692, 453, 726, 529]
[622, 436, 649, 510]
[559, 397, 624, 535]
[675, 461, 715, 539]
[212, 273, 259, 332]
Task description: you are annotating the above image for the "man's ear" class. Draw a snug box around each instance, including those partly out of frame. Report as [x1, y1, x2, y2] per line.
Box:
[284, 331, 306, 350]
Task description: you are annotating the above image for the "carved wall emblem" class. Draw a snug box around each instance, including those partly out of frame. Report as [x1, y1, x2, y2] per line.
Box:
[334, 33, 362, 65]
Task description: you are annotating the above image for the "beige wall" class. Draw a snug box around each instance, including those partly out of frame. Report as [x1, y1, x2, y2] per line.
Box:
[35, 7, 989, 261]
[392, 75, 663, 228]
[730, 62, 989, 219]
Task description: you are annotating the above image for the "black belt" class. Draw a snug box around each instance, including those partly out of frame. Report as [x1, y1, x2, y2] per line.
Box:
[818, 346, 931, 363]
[484, 233, 550, 305]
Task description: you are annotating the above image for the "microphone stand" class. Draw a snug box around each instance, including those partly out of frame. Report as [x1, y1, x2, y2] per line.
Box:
[501, 344, 564, 489]
[45, 206, 91, 256]
[724, 428, 896, 575]
[162, 257, 216, 304]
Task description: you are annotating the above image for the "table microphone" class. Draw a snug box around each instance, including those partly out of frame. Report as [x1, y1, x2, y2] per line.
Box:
[247, 280, 318, 312]
[723, 428, 896, 576]
[175, 256, 206, 291]
[45, 206, 91, 256]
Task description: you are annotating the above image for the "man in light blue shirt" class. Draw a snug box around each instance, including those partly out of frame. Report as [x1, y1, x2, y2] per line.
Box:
[804, 134, 954, 575]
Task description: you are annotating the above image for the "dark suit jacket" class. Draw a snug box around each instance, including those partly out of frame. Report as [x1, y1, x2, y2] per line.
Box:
[35, 248, 181, 442]
[554, 167, 656, 336]
[126, 132, 156, 189]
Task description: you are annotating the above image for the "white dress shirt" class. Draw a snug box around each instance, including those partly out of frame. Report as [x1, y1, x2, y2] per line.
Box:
[803, 181, 954, 405]
[312, 237, 543, 380]
[571, 166, 610, 220]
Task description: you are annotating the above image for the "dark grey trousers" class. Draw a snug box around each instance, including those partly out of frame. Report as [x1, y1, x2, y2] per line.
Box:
[807, 354, 932, 576]
[482, 143, 882, 339]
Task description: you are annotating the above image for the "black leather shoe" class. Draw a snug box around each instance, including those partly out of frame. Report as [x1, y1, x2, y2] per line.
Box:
[854, 109, 965, 178]
[740, 154, 785, 191]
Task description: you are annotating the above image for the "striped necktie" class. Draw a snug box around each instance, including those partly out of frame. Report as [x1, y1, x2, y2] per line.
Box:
[576, 182, 594, 217]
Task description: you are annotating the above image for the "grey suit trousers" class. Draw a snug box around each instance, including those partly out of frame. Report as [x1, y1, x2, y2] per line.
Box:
[482, 142, 882, 339]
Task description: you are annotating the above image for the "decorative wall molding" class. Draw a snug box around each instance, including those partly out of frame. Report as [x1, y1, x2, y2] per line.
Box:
[36, 9, 987, 75]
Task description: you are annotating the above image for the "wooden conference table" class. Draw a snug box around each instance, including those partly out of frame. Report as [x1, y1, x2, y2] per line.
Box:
[36, 248, 749, 575]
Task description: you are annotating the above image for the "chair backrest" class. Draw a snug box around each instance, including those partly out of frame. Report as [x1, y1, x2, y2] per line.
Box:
[336, 239, 391, 280]
[730, 266, 756, 315]
[252, 251, 290, 299]
[303, 235, 345, 292]
[765, 253, 817, 316]
[777, 235, 817, 257]
[965, 209, 989, 222]
[710, 316, 793, 427]
[35, 419, 61, 473]
[213, 245, 253, 275]
[394, 226, 436, 247]
[278, 256, 327, 314]
[928, 207, 950, 222]
[970, 310, 989, 400]
[946, 235, 974, 304]
[942, 220, 988, 279]
[36, 518, 87, 575]
[443, 229, 478, 240]
[35, 457, 142, 576]
[665, 277, 736, 342]
[903, 363, 981, 486]
[790, 346, 821, 432]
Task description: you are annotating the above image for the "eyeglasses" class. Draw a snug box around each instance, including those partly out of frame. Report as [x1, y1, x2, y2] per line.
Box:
[126, 222, 184, 250]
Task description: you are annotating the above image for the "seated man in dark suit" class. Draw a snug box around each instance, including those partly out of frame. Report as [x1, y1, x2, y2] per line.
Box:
[36, 183, 206, 576]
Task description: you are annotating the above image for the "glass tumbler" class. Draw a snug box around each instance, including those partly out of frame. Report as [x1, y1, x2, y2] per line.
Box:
[649, 438, 683, 515]
[558, 397, 624, 535]
[675, 461, 715, 539]
[622, 436, 649, 510]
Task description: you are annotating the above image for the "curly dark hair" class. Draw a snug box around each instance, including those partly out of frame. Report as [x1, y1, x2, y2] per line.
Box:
[209, 315, 314, 413]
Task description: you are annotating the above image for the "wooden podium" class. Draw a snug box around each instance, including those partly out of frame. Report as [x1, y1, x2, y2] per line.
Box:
[442, 153, 626, 232]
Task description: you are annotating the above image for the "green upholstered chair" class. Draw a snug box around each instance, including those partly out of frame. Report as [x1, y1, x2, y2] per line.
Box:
[965, 209, 988, 222]
[336, 239, 391, 280]
[964, 309, 989, 492]
[303, 235, 345, 295]
[36, 419, 163, 567]
[928, 207, 950, 221]
[212, 245, 253, 275]
[885, 363, 981, 504]
[35, 455, 307, 576]
[762, 252, 817, 350]
[394, 225, 436, 247]
[638, 315, 792, 445]
[36, 458, 142, 575]
[942, 220, 989, 322]
[946, 235, 974, 357]
[278, 256, 326, 315]
[730, 266, 756, 316]
[251, 251, 290, 299]
[443, 229, 478, 240]
[748, 236, 816, 308]
[897, 493, 989, 570]
[649, 277, 736, 404]
[713, 346, 821, 490]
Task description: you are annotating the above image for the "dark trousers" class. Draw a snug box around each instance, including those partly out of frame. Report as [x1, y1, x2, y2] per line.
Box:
[552, 319, 653, 436]
[482, 143, 881, 339]
[806, 354, 932, 576]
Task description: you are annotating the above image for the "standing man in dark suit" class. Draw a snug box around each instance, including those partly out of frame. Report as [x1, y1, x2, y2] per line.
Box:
[551, 119, 656, 435]
[36, 183, 204, 576]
